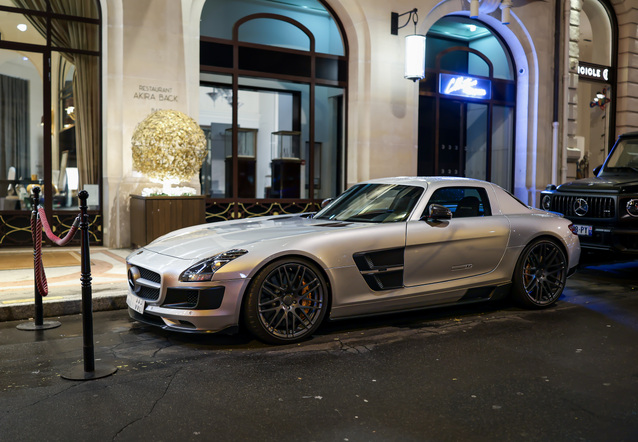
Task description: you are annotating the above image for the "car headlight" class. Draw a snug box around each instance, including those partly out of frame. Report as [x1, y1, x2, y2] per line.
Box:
[627, 199, 638, 217]
[179, 249, 248, 282]
[541, 194, 552, 211]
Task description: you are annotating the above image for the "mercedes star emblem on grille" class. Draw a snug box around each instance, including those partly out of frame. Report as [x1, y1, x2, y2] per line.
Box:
[128, 266, 141, 292]
[573, 198, 589, 216]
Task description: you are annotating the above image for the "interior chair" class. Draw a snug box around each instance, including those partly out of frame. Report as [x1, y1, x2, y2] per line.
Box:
[454, 196, 480, 218]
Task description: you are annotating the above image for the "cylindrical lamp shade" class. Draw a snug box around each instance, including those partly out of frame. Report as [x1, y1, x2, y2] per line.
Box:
[470, 0, 479, 18]
[501, 7, 511, 24]
[404, 34, 426, 81]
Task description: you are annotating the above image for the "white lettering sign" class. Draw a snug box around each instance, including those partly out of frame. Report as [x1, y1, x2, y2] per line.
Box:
[133, 84, 178, 102]
[577, 63, 611, 82]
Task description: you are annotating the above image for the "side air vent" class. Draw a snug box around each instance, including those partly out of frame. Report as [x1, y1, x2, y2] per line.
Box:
[353, 248, 404, 291]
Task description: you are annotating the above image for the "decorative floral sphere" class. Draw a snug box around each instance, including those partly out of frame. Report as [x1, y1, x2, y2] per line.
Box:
[131, 109, 207, 182]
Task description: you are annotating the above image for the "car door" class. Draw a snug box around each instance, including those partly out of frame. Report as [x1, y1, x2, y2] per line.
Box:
[403, 186, 510, 287]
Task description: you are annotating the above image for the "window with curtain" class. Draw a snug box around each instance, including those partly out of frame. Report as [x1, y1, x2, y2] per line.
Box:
[0, 0, 102, 246]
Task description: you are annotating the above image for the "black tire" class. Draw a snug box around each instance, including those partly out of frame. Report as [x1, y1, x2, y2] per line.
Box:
[243, 258, 328, 344]
[511, 238, 567, 309]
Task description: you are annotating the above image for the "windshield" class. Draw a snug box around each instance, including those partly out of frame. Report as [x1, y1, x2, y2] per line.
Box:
[314, 183, 424, 223]
[602, 138, 638, 173]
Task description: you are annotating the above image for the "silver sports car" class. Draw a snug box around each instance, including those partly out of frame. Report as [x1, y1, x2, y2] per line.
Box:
[126, 177, 580, 344]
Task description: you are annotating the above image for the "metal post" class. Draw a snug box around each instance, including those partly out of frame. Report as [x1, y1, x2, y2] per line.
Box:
[62, 190, 117, 380]
[33, 187, 43, 327]
[17, 186, 60, 331]
[79, 190, 95, 372]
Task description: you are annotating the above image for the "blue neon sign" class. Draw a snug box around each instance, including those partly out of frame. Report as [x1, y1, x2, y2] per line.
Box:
[439, 74, 491, 99]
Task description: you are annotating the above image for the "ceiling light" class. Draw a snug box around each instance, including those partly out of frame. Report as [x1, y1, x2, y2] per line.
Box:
[17, 23, 27, 32]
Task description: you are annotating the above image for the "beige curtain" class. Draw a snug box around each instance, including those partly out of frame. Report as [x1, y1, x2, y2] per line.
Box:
[13, 0, 99, 188]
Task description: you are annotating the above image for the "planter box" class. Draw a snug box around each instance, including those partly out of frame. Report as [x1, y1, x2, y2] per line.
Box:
[130, 195, 206, 247]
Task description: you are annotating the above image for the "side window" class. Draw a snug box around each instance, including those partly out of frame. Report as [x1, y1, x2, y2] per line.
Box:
[424, 187, 492, 218]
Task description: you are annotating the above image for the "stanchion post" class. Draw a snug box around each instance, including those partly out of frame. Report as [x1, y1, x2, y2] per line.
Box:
[33, 187, 43, 327]
[17, 186, 60, 331]
[80, 190, 95, 372]
[61, 190, 117, 380]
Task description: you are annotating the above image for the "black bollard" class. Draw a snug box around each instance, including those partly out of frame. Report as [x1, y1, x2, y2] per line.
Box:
[61, 190, 117, 380]
[17, 186, 61, 331]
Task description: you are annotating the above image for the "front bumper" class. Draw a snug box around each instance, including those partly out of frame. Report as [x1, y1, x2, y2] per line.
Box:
[126, 251, 251, 333]
[576, 225, 638, 255]
[126, 278, 250, 333]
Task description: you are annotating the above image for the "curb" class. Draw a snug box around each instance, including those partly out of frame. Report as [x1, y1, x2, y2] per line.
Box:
[0, 293, 128, 322]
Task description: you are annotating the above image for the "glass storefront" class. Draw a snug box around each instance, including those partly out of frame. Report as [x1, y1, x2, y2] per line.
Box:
[0, 1, 101, 246]
[199, 0, 347, 220]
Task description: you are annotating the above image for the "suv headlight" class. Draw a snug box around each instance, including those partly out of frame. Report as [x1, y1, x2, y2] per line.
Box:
[541, 194, 552, 211]
[627, 199, 638, 217]
[179, 249, 248, 282]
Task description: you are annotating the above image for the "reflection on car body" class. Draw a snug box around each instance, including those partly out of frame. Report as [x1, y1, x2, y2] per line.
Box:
[127, 176, 580, 344]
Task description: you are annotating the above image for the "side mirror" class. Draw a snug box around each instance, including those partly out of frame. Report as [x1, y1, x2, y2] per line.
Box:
[593, 165, 602, 176]
[321, 198, 334, 208]
[425, 204, 452, 221]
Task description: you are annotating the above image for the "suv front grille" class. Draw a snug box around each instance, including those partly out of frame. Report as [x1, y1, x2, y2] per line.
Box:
[551, 195, 615, 218]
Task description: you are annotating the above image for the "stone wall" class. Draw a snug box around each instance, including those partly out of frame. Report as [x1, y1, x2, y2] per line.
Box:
[613, 0, 638, 135]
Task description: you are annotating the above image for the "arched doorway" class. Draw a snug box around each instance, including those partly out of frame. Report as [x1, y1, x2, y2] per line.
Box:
[417, 16, 515, 191]
[573, 0, 617, 178]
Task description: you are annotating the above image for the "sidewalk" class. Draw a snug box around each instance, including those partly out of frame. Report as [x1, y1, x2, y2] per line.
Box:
[0, 247, 132, 322]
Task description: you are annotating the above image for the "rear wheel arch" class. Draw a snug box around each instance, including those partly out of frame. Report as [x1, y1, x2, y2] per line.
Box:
[511, 235, 569, 309]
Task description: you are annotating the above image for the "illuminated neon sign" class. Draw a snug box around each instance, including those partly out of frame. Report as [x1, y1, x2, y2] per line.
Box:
[439, 74, 491, 99]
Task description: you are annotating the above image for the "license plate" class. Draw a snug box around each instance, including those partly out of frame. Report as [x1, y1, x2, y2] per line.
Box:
[127, 293, 145, 314]
[574, 224, 593, 236]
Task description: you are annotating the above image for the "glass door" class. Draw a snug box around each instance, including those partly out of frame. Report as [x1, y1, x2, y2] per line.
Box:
[437, 99, 463, 176]
[465, 102, 488, 180]
[435, 99, 488, 180]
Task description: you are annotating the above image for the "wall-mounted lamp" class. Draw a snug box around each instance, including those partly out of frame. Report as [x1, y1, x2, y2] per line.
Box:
[391, 8, 425, 82]
[500, 0, 512, 25]
[469, 0, 479, 18]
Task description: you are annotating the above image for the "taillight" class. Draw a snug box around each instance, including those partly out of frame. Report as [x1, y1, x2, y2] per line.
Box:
[568, 223, 578, 235]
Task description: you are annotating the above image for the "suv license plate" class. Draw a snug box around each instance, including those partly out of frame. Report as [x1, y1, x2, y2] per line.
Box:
[574, 224, 593, 236]
[127, 293, 145, 314]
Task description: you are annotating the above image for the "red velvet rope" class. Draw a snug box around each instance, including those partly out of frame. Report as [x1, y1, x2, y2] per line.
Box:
[31, 208, 80, 297]
[37, 207, 80, 246]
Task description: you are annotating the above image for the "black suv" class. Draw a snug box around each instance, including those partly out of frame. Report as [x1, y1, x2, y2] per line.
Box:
[541, 131, 638, 258]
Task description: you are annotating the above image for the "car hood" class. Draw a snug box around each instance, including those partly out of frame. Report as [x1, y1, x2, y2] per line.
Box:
[141, 215, 360, 260]
[556, 175, 638, 193]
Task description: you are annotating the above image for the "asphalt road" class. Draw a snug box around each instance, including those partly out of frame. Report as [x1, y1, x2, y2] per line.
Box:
[1, 260, 637, 441]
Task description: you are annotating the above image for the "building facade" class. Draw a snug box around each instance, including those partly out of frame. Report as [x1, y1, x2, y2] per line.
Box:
[0, 0, 636, 248]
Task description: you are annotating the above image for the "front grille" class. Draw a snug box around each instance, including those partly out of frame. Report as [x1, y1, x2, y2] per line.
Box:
[138, 285, 160, 301]
[550, 195, 615, 218]
[139, 267, 161, 283]
[163, 288, 199, 308]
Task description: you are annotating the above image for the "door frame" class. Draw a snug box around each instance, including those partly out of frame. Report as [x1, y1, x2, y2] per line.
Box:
[418, 46, 516, 189]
